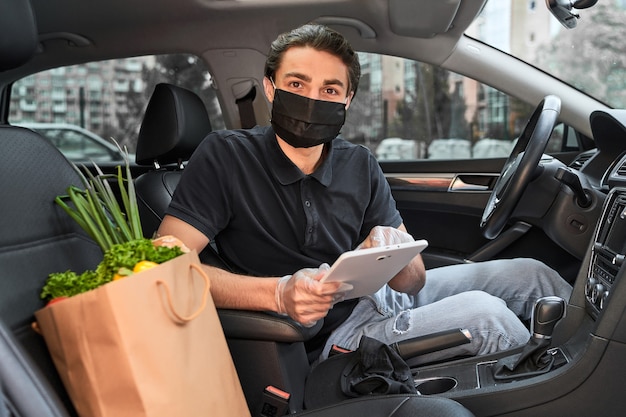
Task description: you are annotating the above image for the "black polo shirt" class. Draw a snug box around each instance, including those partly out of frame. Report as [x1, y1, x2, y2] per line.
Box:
[168, 125, 402, 351]
[168, 125, 402, 277]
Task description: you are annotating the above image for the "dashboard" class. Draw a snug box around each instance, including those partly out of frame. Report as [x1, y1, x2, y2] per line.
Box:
[411, 109, 626, 416]
[586, 188, 626, 316]
[576, 110, 626, 318]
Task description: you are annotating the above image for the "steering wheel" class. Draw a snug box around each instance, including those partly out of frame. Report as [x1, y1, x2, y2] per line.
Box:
[480, 95, 561, 240]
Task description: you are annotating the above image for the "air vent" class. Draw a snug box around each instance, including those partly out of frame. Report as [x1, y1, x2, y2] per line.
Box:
[602, 152, 626, 189]
[569, 151, 595, 170]
[616, 161, 626, 177]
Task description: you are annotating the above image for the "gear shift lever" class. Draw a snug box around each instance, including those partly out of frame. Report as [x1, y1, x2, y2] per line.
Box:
[493, 296, 566, 381]
[531, 296, 566, 340]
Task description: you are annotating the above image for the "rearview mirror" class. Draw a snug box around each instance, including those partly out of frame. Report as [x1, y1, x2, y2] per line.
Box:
[546, 0, 598, 29]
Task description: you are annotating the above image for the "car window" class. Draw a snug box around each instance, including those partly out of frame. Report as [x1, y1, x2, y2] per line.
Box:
[9, 54, 224, 161]
[19, 124, 123, 163]
[342, 53, 570, 161]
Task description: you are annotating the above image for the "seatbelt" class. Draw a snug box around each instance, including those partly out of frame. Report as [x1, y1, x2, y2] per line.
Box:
[257, 385, 290, 417]
[235, 86, 257, 129]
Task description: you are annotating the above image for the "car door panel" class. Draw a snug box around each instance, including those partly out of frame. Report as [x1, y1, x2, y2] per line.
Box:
[380, 157, 581, 277]
[380, 159, 502, 267]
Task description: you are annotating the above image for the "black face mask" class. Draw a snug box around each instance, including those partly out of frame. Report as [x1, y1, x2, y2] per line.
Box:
[270, 88, 347, 148]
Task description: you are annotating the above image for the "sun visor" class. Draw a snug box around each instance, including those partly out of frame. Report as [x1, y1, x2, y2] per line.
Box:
[389, 0, 461, 38]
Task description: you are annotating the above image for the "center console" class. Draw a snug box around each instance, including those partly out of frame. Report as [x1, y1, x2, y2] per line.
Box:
[585, 189, 626, 316]
[406, 187, 626, 416]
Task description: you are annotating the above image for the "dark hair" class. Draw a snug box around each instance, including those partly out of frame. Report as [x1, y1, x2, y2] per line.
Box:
[264, 24, 361, 96]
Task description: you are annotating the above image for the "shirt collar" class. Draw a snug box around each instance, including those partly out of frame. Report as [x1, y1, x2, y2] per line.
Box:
[265, 127, 334, 187]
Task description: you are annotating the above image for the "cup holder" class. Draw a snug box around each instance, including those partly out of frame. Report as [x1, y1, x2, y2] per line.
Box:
[414, 377, 457, 395]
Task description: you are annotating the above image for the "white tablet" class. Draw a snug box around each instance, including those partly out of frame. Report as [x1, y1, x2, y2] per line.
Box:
[321, 239, 428, 300]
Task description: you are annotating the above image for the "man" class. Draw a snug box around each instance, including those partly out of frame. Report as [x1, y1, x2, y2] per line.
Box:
[157, 23, 572, 364]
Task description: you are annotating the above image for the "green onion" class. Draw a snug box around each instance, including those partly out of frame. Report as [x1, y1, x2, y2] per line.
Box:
[40, 141, 186, 301]
[54, 144, 143, 252]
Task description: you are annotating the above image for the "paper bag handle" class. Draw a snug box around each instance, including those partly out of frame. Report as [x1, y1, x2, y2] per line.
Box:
[156, 263, 210, 323]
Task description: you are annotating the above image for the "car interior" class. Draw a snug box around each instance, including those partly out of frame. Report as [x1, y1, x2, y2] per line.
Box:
[2, 0, 626, 416]
[0, 4, 476, 416]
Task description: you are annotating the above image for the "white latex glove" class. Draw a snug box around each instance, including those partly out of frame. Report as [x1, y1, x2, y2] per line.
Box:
[359, 225, 425, 297]
[357, 225, 415, 250]
[275, 263, 349, 327]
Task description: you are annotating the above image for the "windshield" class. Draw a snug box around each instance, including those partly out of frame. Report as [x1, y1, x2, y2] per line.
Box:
[467, 1, 626, 109]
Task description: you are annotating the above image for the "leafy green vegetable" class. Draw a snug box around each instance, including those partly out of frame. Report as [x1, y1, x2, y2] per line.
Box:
[95, 239, 183, 285]
[41, 144, 185, 302]
[40, 270, 107, 300]
[41, 239, 184, 301]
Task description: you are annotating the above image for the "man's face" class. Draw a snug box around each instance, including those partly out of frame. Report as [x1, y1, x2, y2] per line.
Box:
[264, 46, 353, 107]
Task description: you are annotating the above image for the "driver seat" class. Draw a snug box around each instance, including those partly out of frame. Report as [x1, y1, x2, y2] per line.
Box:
[134, 82, 214, 238]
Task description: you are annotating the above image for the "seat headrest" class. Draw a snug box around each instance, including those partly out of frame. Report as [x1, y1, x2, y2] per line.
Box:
[136, 83, 212, 166]
[0, 0, 38, 72]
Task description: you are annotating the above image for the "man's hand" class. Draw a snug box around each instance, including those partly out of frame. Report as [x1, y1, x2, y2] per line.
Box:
[359, 225, 426, 295]
[275, 264, 349, 327]
[358, 225, 415, 249]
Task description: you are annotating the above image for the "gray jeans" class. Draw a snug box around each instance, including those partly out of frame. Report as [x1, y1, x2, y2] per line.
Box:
[322, 258, 573, 365]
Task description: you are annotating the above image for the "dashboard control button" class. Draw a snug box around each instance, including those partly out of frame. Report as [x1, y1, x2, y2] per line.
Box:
[585, 277, 597, 298]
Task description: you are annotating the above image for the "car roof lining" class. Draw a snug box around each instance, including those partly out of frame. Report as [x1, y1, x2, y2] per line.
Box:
[0, 0, 491, 129]
[1, 0, 487, 83]
[3, 0, 599, 138]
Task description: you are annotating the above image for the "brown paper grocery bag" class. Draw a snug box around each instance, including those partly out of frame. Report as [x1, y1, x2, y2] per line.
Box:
[34, 251, 250, 417]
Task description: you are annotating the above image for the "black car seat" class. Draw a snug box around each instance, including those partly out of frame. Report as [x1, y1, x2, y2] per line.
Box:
[134, 82, 214, 238]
